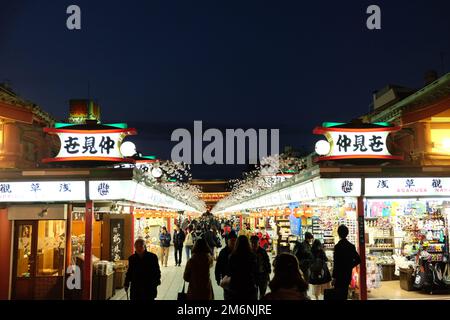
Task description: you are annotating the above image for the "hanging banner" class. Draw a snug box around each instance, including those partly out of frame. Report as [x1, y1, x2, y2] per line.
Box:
[42, 127, 136, 162]
[313, 125, 403, 161]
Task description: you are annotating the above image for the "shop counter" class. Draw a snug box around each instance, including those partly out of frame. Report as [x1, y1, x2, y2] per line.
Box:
[399, 267, 416, 291]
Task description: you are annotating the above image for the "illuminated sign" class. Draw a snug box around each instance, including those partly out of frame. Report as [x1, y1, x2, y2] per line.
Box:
[0, 181, 85, 202]
[313, 178, 361, 197]
[365, 177, 450, 197]
[313, 125, 403, 161]
[42, 126, 137, 162]
[89, 180, 198, 211]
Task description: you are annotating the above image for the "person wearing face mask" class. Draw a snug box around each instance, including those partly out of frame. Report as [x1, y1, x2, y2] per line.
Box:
[124, 239, 161, 300]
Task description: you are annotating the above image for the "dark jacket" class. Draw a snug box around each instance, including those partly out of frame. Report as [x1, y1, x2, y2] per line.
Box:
[159, 232, 171, 247]
[215, 246, 232, 284]
[294, 240, 313, 276]
[173, 230, 185, 248]
[229, 252, 258, 300]
[332, 239, 361, 289]
[309, 249, 331, 285]
[183, 252, 214, 300]
[255, 247, 271, 282]
[204, 230, 220, 255]
[125, 251, 161, 300]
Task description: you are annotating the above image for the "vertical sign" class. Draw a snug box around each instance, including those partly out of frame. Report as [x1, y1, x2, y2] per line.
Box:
[110, 219, 124, 261]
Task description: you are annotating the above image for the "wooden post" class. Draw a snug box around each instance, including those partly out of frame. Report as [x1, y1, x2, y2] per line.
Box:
[83, 200, 94, 300]
[357, 196, 368, 300]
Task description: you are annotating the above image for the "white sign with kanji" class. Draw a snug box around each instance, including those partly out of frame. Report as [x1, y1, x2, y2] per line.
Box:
[42, 127, 136, 163]
[0, 181, 85, 202]
[55, 132, 123, 159]
[313, 126, 403, 161]
[365, 177, 450, 196]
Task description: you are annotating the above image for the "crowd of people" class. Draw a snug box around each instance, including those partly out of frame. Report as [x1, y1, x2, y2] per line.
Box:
[124, 212, 361, 301]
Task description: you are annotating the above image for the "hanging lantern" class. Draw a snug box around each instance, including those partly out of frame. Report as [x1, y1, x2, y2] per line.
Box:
[284, 207, 292, 216]
[275, 208, 282, 217]
[293, 207, 303, 218]
[304, 206, 314, 218]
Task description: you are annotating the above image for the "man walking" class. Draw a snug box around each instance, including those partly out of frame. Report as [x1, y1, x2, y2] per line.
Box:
[159, 226, 171, 267]
[250, 235, 271, 299]
[173, 225, 185, 266]
[215, 231, 237, 300]
[332, 225, 361, 300]
[124, 239, 161, 300]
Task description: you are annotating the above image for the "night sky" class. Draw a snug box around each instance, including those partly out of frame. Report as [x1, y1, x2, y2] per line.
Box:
[1, 0, 449, 178]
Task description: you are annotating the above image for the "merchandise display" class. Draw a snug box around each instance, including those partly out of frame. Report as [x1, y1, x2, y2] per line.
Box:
[365, 199, 450, 294]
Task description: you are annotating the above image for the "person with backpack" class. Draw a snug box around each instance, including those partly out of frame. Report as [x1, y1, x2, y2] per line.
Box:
[184, 225, 194, 261]
[294, 232, 314, 281]
[309, 239, 331, 300]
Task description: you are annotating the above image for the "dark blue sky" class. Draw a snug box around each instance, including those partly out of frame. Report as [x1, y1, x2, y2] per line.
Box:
[1, 0, 449, 178]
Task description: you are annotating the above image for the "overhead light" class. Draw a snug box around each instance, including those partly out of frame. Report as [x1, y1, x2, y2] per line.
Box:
[151, 167, 163, 178]
[315, 140, 331, 156]
[120, 141, 137, 157]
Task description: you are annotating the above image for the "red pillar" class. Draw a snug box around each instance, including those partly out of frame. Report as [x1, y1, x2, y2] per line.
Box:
[83, 200, 93, 300]
[357, 196, 367, 300]
[0, 209, 12, 300]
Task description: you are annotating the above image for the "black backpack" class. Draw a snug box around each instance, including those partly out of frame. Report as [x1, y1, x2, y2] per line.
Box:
[309, 257, 330, 284]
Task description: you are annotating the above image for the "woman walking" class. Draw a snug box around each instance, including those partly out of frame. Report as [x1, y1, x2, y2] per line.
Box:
[309, 239, 332, 300]
[228, 235, 258, 300]
[184, 225, 194, 261]
[183, 238, 214, 300]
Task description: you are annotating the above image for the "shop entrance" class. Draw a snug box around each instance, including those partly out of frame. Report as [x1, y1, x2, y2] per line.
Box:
[12, 220, 66, 300]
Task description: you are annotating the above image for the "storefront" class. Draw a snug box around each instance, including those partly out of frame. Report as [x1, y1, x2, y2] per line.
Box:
[0, 170, 201, 300]
[363, 177, 450, 298]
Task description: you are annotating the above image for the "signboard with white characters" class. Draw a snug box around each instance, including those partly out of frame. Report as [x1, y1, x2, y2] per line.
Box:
[365, 178, 450, 197]
[0, 181, 85, 202]
[313, 126, 403, 161]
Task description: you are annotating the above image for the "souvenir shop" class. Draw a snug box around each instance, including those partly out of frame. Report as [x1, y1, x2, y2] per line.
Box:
[219, 177, 363, 298]
[132, 209, 200, 255]
[363, 177, 450, 299]
[0, 171, 200, 300]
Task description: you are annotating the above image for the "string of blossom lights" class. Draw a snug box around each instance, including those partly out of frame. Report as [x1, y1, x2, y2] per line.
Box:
[214, 154, 307, 212]
[133, 160, 205, 212]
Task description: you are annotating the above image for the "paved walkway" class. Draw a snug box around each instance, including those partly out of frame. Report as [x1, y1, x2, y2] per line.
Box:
[111, 247, 225, 300]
